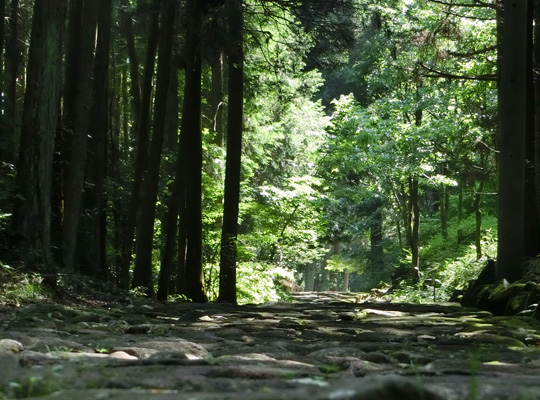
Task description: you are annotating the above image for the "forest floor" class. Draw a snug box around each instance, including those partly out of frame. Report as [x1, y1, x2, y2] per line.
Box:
[2, 292, 540, 399]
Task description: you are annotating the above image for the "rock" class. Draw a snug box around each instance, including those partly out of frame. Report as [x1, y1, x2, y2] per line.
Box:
[307, 347, 365, 359]
[0, 353, 19, 383]
[0, 338, 24, 353]
[461, 259, 496, 307]
[108, 346, 158, 359]
[3, 295, 540, 400]
[327, 375, 447, 400]
[393, 350, 435, 366]
[27, 337, 93, 353]
[422, 358, 474, 375]
[125, 324, 152, 334]
[108, 351, 138, 360]
[505, 290, 531, 315]
[112, 338, 208, 360]
[360, 352, 395, 364]
[486, 280, 520, 315]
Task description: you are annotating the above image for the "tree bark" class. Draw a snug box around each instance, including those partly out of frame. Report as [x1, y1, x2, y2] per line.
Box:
[370, 197, 384, 270]
[534, 0, 540, 248]
[176, 203, 188, 296]
[78, 0, 113, 277]
[132, 0, 176, 295]
[0, 0, 7, 163]
[122, 10, 141, 119]
[3, 0, 21, 165]
[118, 5, 160, 289]
[183, 0, 207, 303]
[218, 0, 243, 304]
[304, 263, 315, 291]
[440, 184, 448, 238]
[497, 0, 527, 281]
[209, 17, 225, 147]
[11, 0, 65, 275]
[457, 185, 464, 243]
[157, 70, 181, 301]
[342, 270, 349, 292]
[408, 177, 420, 282]
[473, 181, 485, 260]
[524, 0, 539, 258]
[61, 0, 99, 272]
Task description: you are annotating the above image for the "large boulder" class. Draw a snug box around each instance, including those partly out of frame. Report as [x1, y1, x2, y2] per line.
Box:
[459, 259, 540, 319]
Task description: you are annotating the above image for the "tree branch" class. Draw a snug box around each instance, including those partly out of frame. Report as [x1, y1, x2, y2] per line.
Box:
[426, 0, 498, 10]
[419, 62, 497, 81]
[446, 45, 497, 58]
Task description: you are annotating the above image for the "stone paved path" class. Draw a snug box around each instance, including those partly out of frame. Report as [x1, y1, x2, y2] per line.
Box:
[2, 292, 540, 399]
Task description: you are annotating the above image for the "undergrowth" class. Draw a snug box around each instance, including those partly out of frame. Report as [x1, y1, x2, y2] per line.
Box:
[0, 263, 51, 306]
[387, 214, 497, 303]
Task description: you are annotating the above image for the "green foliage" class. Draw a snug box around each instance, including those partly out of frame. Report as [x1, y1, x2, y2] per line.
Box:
[389, 215, 497, 303]
[7, 376, 58, 399]
[222, 3, 331, 297]
[312, 0, 498, 300]
[319, 363, 341, 374]
[326, 253, 368, 274]
[0, 0, 502, 305]
[236, 263, 295, 305]
[0, 264, 51, 306]
[3, 365, 63, 398]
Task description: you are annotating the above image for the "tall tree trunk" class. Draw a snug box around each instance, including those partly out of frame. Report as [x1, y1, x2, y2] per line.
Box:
[0, 0, 5, 76]
[0, 0, 7, 163]
[121, 67, 130, 152]
[370, 197, 384, 270]
[524, 0, 539, 257]
[157, 69, 180, 301]
[109, 62, 124, 284]
[11, 0, 65, 276]
[3, 0, 20, 165]
[176, 202, 188, 295]
[183, 0, 207, 303]
[122, 10, 141, 119]
[408, 104, 423, 283]
[320, 264, 330, 291]
[78, 0, 113, 277]
[409, 177, 420, 282]
[158, 63, 188, 299]
[118, 5, 160, 289]
[218, 0, 243, 304]
[473, 181, 485, 260]
[440, 184, 448, 238]
[163, 66, 188, 298]
[132, 0, 176, 295]
[457, 185, 464, 243]
[342, 270, 349, 292]
[534, 0, 540, 244]
[304, 263, 315, 291]
[209, 17, 225, 147]
[497, 0, 527, 281]
[61, 0, 99, 272]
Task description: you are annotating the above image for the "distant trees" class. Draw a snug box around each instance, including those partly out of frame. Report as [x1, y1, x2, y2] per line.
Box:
[317, 0, 500, 291]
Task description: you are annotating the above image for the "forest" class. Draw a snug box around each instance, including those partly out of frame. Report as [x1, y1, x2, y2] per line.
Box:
[0, 0, 534, 305]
